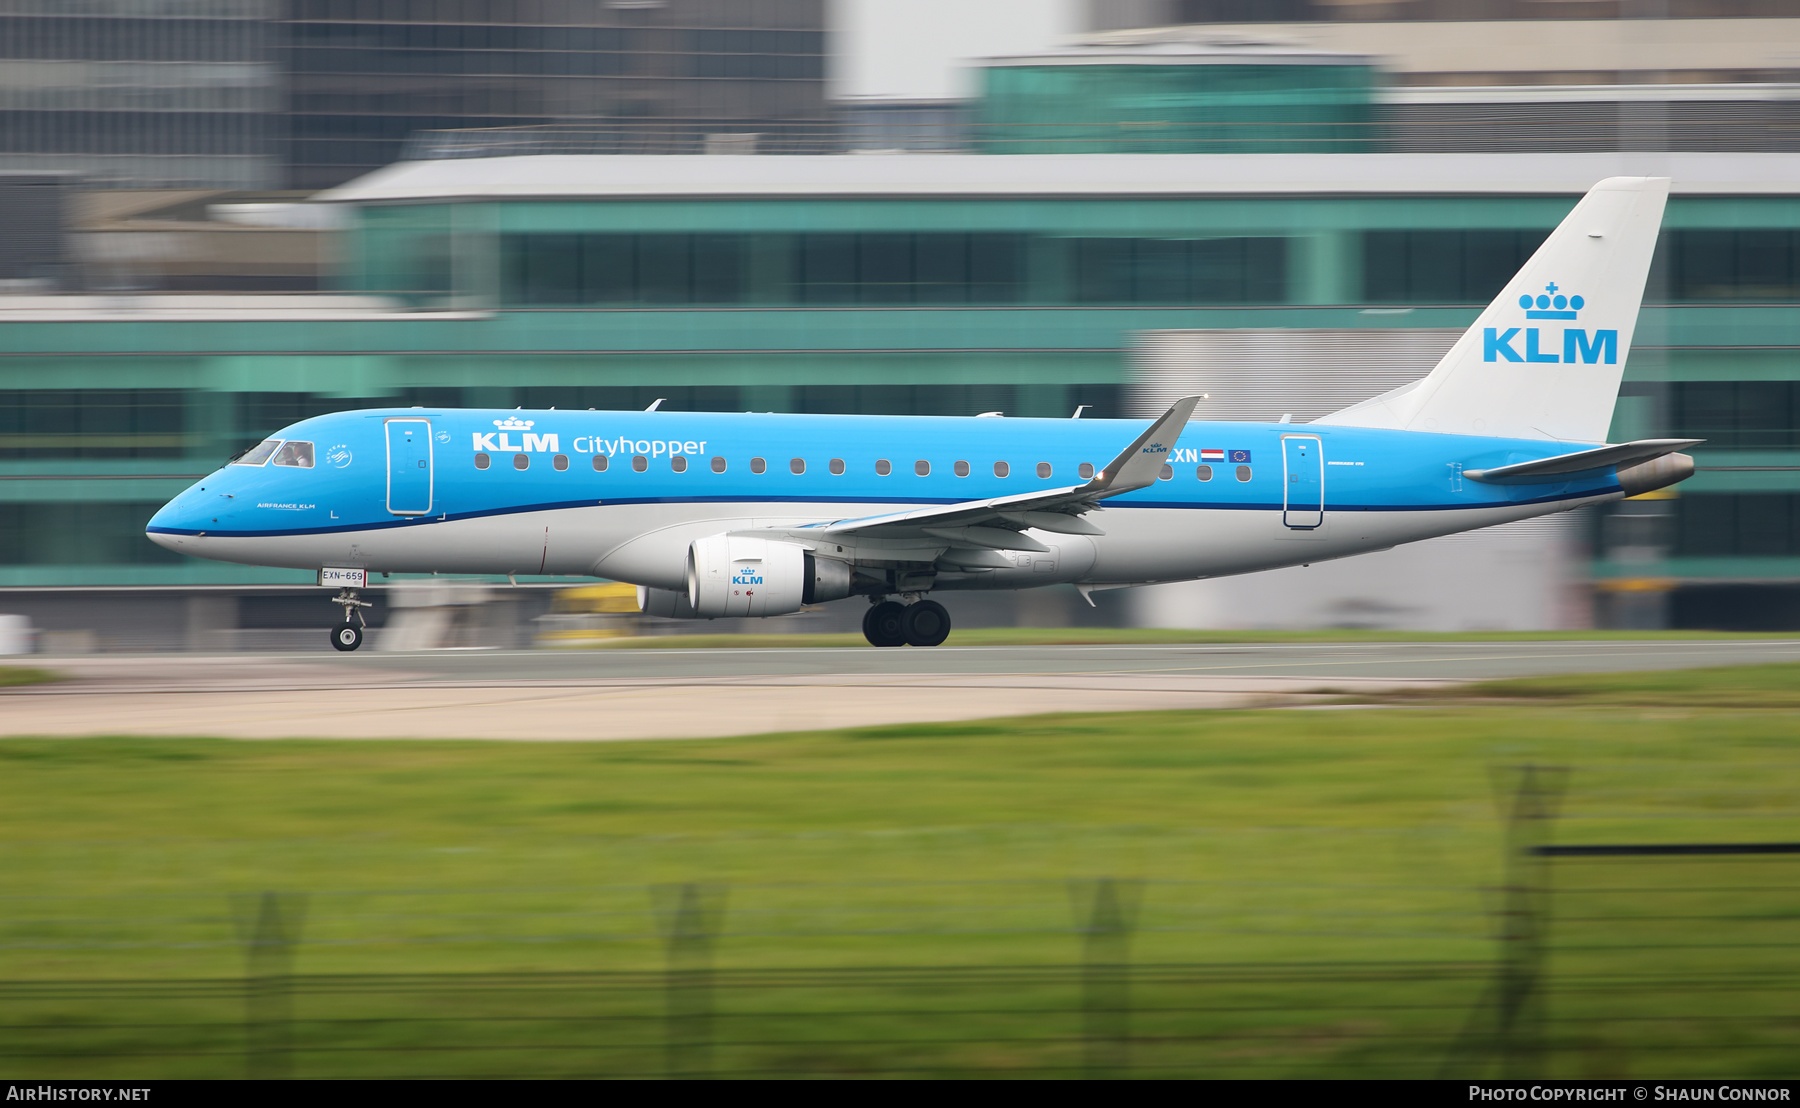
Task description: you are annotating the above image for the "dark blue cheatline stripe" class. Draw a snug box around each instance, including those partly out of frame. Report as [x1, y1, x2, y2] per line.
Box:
[146, 485, 1616, 541]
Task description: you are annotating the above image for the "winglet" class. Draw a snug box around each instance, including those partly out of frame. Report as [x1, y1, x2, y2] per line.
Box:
[1086, 396, 1202, 496]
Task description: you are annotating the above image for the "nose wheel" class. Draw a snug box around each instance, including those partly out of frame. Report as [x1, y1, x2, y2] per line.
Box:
[328, 587, 372, 652]
[862, 597, 950, 648]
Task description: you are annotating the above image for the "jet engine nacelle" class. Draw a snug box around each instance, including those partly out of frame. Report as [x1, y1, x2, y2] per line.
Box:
[686, 534, 852, 618]
[637, 584, 701, 619]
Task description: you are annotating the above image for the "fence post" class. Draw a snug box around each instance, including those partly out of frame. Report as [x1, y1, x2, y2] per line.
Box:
[1496, 764, 1567, 1078]
[1070, 877, 1142, 1078]
[652, 883, 727, 1079]
[233, 891, 306, 1080]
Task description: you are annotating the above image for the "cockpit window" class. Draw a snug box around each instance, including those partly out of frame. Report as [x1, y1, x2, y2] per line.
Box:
[271, 441, 314, 468]
[233, 439, 282, 466]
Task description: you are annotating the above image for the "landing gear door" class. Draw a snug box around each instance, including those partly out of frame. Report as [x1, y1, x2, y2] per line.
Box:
[386, 417, 433, 516]
[1282, 434, 1323, 530]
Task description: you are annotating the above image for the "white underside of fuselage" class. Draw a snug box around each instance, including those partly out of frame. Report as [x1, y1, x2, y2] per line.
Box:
[154, 493, 1619, 593]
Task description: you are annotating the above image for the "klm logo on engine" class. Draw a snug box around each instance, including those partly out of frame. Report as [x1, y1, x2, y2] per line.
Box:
[1483, 283, 1617, 366]
[732, 565, 764, 586]
[472, 417, 558, 453]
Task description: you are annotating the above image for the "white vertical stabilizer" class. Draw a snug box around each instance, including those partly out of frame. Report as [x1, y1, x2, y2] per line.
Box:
[1315, 176, 1669, 443]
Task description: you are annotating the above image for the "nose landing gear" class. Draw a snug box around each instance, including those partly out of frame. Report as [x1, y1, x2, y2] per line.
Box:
[328, 587, 372, 652]
[862, 596, 951, 648]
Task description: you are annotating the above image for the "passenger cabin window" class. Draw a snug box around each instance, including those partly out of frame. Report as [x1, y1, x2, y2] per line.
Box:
[234, 439, 281, 466]
[475, 452, 491, 470]
[632, 455, 648, 472]
[829, 458, 845, 475]
[271, 441, 314, 468]
[994, 461, 1009, 477]
[1236, 465, 1252, 482]
[790, 458, 806, 474]
[593, 454, 608, 471]
[1196, 464, 1213, 482]
[751, 457, 766, 474]
[1036, 462, 1052, 479]
[876, 459, 892, 476]
[1079, 462, 1094, 480]
[672, 456, 687, 473]
[953, 460, 969, 477]
[1159, 464, 1172, 480]
[553, 454, 569, 471]
[514, 453, 529, 470]
[710, 456, 726, 473]
[915, 460, 930, 476]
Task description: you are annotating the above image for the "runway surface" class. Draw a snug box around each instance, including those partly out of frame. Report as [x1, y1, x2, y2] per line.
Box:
[6, 639, 1798, 741]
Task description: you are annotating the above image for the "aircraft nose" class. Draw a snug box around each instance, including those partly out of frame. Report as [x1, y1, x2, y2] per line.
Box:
[145, 488, 208, 552]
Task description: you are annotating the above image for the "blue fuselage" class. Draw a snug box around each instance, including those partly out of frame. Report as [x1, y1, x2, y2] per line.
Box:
[147, 407, 1624, 589]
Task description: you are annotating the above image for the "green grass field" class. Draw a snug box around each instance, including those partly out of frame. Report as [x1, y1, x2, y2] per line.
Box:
[0, 666, 56, 687]
[2, 665, 1798, 1077]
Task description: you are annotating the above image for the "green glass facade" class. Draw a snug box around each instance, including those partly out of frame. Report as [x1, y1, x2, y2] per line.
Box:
[4, 173, 1800, 624]
[975, 61, 1379, 154]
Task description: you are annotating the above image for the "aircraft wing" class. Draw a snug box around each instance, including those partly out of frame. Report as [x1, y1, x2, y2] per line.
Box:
[1463, 438, 1702, 485]
[767, 395, 1203, 551]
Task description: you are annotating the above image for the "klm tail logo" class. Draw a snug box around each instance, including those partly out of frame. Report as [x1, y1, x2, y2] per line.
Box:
[1483, 282, 1617, 366]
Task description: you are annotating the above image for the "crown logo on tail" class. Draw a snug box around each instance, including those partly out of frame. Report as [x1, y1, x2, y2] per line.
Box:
[1521, 282, 1584, 320]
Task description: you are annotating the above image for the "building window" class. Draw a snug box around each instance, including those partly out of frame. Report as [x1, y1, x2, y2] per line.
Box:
[1363, 230, 1548, 304]
[514, 453, 529, 470]
[672, 455, 687, 473]
[1676, 493, 1800, 557]
[711, 456, 726, 473]
[1236, 465, 1252, 482]
[994, 461, 1010, 477]
[592, 454, 608, 471]
[875, 459, 892, 475]
[1196, 464, 1213, 482]
[475, 452, 491, 470]
[1672, 381, 1800, 449]
[751, 457, 766, 474]
[0, 389, 185, 461]
[1072, 237, 1286, 304]
[914, 460, 930, 476]
[1664, 230, 1800, 301]
[632, 455, 647, 472]
[552, 454, 569, 471]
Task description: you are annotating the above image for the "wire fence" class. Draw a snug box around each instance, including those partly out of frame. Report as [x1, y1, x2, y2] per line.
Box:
[3, 768, 1798, 1078]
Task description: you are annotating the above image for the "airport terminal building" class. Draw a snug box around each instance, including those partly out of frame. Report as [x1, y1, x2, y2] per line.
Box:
[5, 149, 1800, 641]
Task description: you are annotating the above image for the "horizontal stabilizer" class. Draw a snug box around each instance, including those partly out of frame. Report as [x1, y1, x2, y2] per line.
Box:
[1464, 438, 1702, 485]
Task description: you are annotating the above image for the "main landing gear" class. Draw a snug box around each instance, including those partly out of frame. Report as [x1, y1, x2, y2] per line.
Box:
[328, 587, 372, 652]
[862, 596, 951, 648]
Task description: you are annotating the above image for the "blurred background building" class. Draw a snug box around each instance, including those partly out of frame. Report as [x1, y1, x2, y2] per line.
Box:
[3, 0, 1800, 648]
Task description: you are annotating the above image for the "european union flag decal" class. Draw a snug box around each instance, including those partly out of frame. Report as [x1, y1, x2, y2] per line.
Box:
[1229, 449, 1252, 464]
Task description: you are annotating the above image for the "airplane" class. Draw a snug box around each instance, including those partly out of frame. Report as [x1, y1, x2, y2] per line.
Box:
[147, 176, 1696, 652]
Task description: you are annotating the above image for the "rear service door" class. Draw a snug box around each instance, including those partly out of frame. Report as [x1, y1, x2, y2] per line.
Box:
[386, 418, 433, 515]
[1282, 434, 1323, 529]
